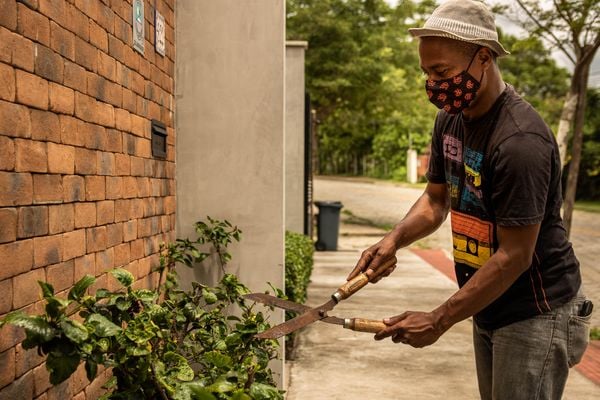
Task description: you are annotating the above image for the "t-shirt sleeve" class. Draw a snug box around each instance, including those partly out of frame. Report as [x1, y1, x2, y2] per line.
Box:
[426, 113, 446, 184]
[490, 133, 553, 226]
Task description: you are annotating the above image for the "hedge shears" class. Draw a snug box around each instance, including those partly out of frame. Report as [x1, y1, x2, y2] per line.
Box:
[245, 258, 396, 339]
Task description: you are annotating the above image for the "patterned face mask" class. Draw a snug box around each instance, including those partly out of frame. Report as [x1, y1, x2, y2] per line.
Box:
[425, 49, 483, 114]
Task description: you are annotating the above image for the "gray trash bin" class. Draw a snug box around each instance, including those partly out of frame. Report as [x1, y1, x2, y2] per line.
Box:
[315, 201, 343, 251]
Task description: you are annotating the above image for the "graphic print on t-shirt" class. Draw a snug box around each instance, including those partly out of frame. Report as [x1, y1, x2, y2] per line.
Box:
[451, 210, 494, 269]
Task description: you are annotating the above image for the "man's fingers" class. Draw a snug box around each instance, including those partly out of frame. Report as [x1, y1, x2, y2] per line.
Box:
[374, 324, 404, 341]
[347, 252, 373, 280]
[384, 312, 409, 326]
[370, 265, 396, 283]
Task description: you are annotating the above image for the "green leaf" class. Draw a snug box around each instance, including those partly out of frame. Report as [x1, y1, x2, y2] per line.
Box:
[86, 314, 121, 337]
[38, 281, 54, 298]
[230, 391, 253, 400]
[175, 382, 217, 400]
[1, 312, 56, 343]
[85, 360, 98, 381]
[202, 289, 217, 304]
[69, 275, 96, 301]
[110, 269, 134, 287]
[249, 383, 281, 400]
[207, 377, 236, 393]
[60, 319, 89, 344]
[164, 352, 194, 382]
[202, 351, 232, 369]
[45, 297, 68, 320]
[46, 351, 80, 385]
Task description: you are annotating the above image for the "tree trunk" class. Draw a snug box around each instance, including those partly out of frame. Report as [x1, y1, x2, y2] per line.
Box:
[562, 59, 592, 237]
[556, 92, 578, 167]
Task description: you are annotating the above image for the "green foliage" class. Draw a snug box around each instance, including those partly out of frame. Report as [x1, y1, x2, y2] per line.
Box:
[591, 327, 600, 341]
[0, 218, 282, 400]
[577, 89, 600, 200]
[284, 231, 314, 357]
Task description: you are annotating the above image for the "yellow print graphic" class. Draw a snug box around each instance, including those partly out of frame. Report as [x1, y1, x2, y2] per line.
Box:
[451, 211, 494, 269]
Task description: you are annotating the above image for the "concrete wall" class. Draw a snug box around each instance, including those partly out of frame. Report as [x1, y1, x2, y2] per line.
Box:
[285, 41, 308, 234]
[175, 0, 286, 383]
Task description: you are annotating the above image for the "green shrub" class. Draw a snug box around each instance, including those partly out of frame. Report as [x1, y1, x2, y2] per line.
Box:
[285, 231, 314, 306]
[1, 218, 283, 400]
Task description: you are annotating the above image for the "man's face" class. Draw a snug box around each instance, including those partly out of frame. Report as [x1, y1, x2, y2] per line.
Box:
[418, 37, 479, 81]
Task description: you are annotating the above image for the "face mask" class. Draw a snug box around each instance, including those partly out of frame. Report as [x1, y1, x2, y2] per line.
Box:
[425, 49, 483, 114]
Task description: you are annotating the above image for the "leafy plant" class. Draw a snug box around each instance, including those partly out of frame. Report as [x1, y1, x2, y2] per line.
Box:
[284, 231, 314, 358]
[591, 327, 600, 341]
[1, 217, 283, 400]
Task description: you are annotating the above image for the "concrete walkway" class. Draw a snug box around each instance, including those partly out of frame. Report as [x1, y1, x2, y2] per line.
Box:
[285, 232, 599, 399]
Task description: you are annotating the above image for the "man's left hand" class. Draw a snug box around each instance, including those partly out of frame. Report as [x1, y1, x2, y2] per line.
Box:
[374, 311, 447, 348]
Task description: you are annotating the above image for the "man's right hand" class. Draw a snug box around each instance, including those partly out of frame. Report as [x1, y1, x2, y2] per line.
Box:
[347, 235, 398, 283]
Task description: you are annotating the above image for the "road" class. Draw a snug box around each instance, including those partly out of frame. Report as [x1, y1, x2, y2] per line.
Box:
[313, 176, 600, 328]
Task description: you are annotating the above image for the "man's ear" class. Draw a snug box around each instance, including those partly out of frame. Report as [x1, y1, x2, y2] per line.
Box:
[478, 48, 494, 70]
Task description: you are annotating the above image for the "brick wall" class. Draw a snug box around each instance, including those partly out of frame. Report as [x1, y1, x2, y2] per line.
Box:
[0, 0, 176, 398]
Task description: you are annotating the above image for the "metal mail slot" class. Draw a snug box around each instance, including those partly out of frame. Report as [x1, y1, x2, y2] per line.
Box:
[151, 119, 167, 159]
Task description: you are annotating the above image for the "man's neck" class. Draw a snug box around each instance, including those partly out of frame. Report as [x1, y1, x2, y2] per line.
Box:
[462, 74, 506, 121]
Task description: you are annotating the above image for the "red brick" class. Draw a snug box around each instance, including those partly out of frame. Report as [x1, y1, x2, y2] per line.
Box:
[33, 363, 52, 397]
[17, 205, 48, 238]
[47, 142, 75, 174]
[98, 52, 116, 82]
[0, 208, 17, 243]
[33, 234, 62, 268]
[34, 44, 64, 84]
[97, 152, 115, 176]
[64, 2, 89, 41]
[73, 35, 96, 72]
[108, 34, 124, 61]
[89, 20, 107, 52]
[50, 21, 74, 60]
[73, 253, 94, 281]
[106, 222, 123, 248]
[115, 153, 130, 175]
[0, 239, 33, 281]
[62, 229, 86, 261]
[114, 110, 130, 133]
[0, 27, 35, 72]
[0, 323, 25, 354]
[46, 260, 73, 292]
[74, 202, 95, 228]
[95, 247, 114, 274]
[0, 370, 34, 400]
[96, 200, 114, 225]
[136, 177, 150, 197]
[96, 101, 115, 128]
[15, 343, 45, 378]
[137, 138, 151, 158]
[122, 87, 136, 113]
[48, 204, 74, 234]
[85, 175, 105, 201]
[96, 2, 114, 35]
[82, 122, 106, 150]
[14, 139, 47, 173]
[59, 115, 82, 146]
[129, 198, 144, 219]
[30, 109, 60, 142]
[74, 0, 98, 20]
[63, 60, 86, 92]
[105, 129, 122, 153]
[0, 347, 16, 390]
[33, 174, 62, 204]
[129, 156, 144, 176]
[0, 278, 13, 315]
[74, 91, 98, 123]
[0, 172, 33, 206]
[62, 175, 85, 202]
[114, 199, 129, 222]
[86, 226, 106, 252]
[39, 0, 65, 26]
[0, 62, 15, 102]
[0, 100, 30, 139]
[74, 147, 97, 175]
[49, 82, 74, 114]
[113, 243, 129, 267]
[16, 69, 48, 109]
[12, 268, 45, 308]
[0, 0, 17, 30]
[122, 176, 137, 199]
[17, 3, 50, 46]
[130, 238, 144, 261]
[122, 219, 136, 242]
[0, 136, 15, 171]
[106, 176, 122, 200]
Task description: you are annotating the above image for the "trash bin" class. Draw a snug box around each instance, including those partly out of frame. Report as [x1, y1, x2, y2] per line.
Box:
[314, 201, 343, 251]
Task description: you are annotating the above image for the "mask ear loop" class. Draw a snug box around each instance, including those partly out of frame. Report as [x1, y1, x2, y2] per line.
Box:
[466, 45, 484, 82]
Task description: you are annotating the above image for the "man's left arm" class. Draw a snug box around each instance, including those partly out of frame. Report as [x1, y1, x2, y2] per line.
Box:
[374, 222, 540, 347]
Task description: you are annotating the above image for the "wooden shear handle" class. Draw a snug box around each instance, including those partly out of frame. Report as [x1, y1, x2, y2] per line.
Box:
[344, 318, 387, 333]
[333, 257, 396, 301]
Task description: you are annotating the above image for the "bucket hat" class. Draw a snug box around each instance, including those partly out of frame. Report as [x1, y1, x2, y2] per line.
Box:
[408, 0, 510, 57]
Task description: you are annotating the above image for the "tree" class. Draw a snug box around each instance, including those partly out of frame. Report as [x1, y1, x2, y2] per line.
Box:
[505, 0, 600, 237]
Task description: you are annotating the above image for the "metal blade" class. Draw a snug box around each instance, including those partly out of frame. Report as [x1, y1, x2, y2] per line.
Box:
[245, 293, 344, 326]
[255, 298, 338, 339]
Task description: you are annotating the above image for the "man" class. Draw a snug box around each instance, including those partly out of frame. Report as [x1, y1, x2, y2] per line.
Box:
[346, 1, 592, 399]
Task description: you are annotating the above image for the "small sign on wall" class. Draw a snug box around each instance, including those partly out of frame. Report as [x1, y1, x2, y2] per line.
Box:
[155, 10, 166, 56]
[132, 0, 144, 54]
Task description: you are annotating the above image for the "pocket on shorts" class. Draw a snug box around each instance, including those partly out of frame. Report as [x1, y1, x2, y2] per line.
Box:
[567, 313, 591, 367]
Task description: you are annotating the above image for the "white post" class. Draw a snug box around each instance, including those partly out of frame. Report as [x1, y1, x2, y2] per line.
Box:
[407, 149, 418, 184]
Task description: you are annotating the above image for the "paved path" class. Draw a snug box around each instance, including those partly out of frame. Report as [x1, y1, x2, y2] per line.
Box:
[285, 176, 600, 398]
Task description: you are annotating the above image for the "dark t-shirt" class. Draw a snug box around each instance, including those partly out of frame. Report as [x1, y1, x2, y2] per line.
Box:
[427, 84, 581, 330]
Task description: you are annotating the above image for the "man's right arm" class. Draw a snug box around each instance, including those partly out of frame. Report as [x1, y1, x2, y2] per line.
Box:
[347, 181, 450, 281]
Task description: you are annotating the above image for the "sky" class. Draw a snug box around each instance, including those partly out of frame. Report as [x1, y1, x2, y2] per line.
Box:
[383, 0, 600, 88]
